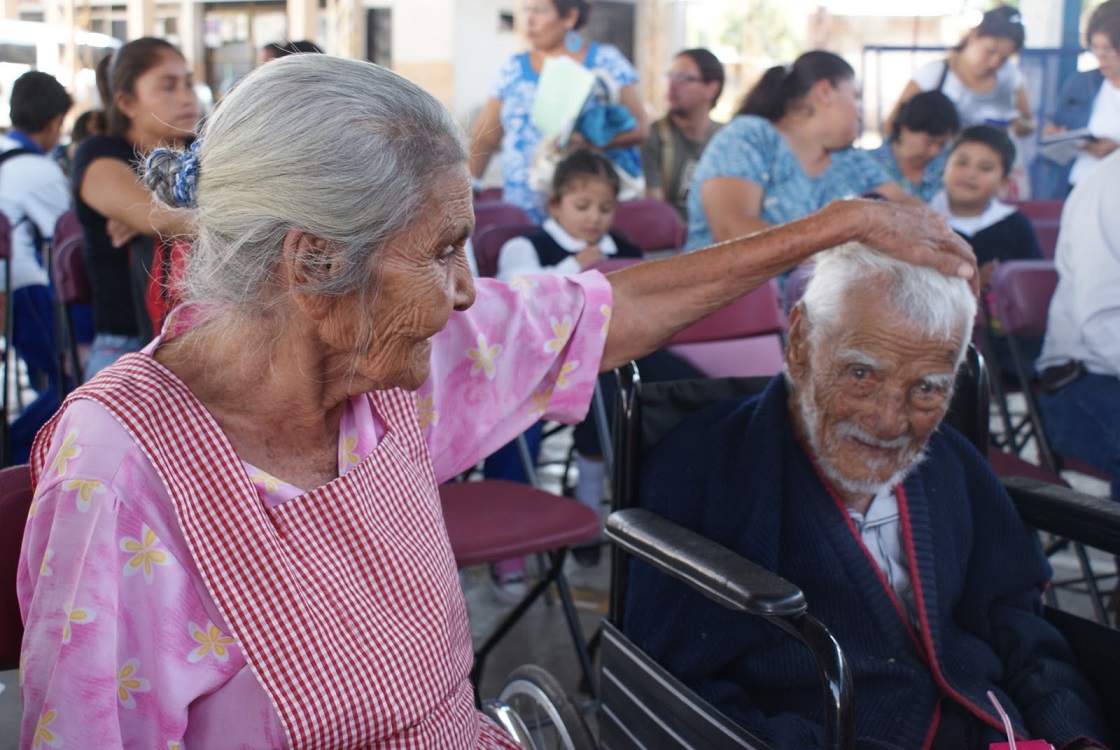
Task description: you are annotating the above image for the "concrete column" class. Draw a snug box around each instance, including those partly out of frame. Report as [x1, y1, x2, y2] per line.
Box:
[180, 0, 205, 82]
[126, 0, 156, 38]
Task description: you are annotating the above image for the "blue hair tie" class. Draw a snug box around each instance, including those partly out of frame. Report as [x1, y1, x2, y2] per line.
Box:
[171, 139, 202, 208]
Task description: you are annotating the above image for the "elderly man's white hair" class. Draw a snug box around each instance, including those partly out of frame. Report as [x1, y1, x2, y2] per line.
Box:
[798, 241, 976, 364]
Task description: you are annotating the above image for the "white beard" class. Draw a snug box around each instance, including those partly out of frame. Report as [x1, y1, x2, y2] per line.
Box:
[794, 380, 928, 498]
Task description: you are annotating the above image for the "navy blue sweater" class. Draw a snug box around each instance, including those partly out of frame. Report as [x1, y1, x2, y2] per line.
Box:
[624, 376, 1106, 749]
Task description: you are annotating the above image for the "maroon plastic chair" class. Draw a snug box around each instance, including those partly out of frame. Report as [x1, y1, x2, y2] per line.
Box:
[1032, 219, 1061, 260]
[439, 434, 600, 695]
[51, 227, 91, 387]
[0, 212, 13, 465]
[476, 187, 504, 203]
[989, 260, 1111, 484]
[1010, 199, 1064, 222]
[612, 199, 685, 255]
[472, 200, 533, 246]
[0, 463, 32, 670]
[668, 280, 788, 379]
[472, 224, 538, 279]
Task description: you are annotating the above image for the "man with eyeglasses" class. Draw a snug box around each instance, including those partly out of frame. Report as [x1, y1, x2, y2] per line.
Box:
[641, 48, 724, 221]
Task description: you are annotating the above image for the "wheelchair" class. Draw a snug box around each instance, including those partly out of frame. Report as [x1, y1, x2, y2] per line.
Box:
[484, 349, 1120, 750]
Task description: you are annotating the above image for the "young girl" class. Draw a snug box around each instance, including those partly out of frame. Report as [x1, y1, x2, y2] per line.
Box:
[497, 149, 696, 567]
[497, 148, 642, 282]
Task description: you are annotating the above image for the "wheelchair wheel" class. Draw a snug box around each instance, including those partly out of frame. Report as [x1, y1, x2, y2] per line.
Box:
[498, 664, 596, 750]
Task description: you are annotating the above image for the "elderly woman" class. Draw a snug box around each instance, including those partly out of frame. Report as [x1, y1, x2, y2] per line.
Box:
[17, 55, 972, 748]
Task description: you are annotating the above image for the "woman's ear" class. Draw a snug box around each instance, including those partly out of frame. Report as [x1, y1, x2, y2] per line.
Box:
[283, 228, 336, 320]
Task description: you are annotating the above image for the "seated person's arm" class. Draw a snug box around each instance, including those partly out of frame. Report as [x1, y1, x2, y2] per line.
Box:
[700, 176, 772, 242]
[1010, 85, 1035, 137]
[79, 157, 192, 244]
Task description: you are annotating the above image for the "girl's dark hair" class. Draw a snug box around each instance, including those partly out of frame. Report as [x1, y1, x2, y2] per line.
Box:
[737, 50, 854, 121]
[956, 4, 1025, 52]
[1088, 0, 1120, 52]
[551, 0, 591, 30]
[551, 148, 620, 198]
[71, 109, 104, 144]
[106, 37, 184, 136]
[949, 124, 1017, 176]
[890, 90, 960, 141]
[678, 48, 726, 105]
[263, 39, 324, 58]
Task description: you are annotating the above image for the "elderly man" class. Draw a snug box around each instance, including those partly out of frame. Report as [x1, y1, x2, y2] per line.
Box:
[641, 48, 724, 220]
[625, 243, 1107, 749]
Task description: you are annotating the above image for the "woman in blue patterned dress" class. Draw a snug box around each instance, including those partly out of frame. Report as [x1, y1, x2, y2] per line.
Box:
[468, 0, 648, 223]
[684, 51, 918, 252]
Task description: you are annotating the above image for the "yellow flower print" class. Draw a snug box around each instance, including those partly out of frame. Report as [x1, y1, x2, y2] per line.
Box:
[40, 549, 53, 577]
[63, 478, 103, 513]
[120, 525, 172, 584]
[340, 434, 360, 472]
[168, 743, 182, 750]
[467, 334, 503, 380]
[48, 431, 81, 477]
[530, 387, 554, 417]
[248, 470, 281, 492]
[545, 316, 573, 353]
[27, 485, 41, 517]
[556, 361, 580, 389]
[187, 621, 235, 663]
[60, 602, 96, 645]
[509, 275, 536, 297]
[600, 304, 612, 337]
[33, 708, 60, 748]
[116, 658, 152, 709]
[415, 394, 438, 432]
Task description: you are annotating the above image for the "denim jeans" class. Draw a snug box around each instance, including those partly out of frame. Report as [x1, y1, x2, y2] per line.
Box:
[84, 333, 143, 381]
[1038, 373, 1120, 502]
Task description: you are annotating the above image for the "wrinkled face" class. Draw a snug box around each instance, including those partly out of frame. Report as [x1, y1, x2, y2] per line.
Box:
[821, 77, 862, 149]
[1090, 32, 1120, 81]
[523, 0, 576, 52]
[316, 165, 476, 392]
[548, 176, 617, 245]
[118, 49, 200, 146]
[961, 33, 1018, 78]
[787, 285, 962, 504]
[895, 127, 953, 169]
[943, 141, 1006, 213]
[666, 55, 718, 115]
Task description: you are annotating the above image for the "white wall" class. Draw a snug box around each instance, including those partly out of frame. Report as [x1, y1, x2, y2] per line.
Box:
[453, 0, 520, 125]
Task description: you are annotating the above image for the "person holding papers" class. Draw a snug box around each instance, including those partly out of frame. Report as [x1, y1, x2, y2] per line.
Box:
[1044, 0, 1120, 191]
[468, 0, 648, 223]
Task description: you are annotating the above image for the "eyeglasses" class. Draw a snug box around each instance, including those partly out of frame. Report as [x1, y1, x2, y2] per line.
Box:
[664, 74, 704, 84]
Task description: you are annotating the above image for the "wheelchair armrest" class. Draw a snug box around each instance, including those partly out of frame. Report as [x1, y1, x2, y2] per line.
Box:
[1002, 476, 1120, 557]
[606, 507, 807, 617]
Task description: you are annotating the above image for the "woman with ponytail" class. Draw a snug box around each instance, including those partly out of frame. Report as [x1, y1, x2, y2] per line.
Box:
[683, 51, 915, 253]
[70, 37, 198, 378]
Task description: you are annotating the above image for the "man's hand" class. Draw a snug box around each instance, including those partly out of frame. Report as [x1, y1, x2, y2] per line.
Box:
[840, 199, 979, 296]
[1081, 136, 1117, 159]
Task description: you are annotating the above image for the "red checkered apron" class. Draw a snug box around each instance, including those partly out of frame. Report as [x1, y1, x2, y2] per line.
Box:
[33, 353, 520, 749]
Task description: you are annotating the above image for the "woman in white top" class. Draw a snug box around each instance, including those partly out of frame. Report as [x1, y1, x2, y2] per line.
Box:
[888, 5, 1034, 138]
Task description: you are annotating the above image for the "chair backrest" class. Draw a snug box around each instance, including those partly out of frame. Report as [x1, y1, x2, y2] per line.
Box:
[667, 280, 788, 379]
[472, 223, 538, 279]
[1010, 199, 1064, 222]
[0, 211, 11, 262]
[611, 199, 685, 255]
[472, 200, 533, 245]
[53, 208, 81, 248]
[990, 260, 1057, 338]
[1031, 219, 1061, 260]
[0, 464, 32, 670]
[52, 228, 92, 305]
[477, 187, 504, 203]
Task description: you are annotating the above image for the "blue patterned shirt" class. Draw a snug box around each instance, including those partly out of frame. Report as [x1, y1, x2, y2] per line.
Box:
[869, 141, 947, 204]
[684, 116, 890, 251]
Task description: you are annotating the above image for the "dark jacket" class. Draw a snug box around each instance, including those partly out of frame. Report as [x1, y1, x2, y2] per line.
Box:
[624, 376, 1106, 749]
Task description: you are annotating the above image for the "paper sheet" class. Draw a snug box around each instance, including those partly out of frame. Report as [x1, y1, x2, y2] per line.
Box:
[531, 56, 596, 142]
[1039, 128, 1094, 166]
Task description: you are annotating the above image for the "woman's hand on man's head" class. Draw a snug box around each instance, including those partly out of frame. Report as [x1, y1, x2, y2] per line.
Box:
[830, 199, 979, 296]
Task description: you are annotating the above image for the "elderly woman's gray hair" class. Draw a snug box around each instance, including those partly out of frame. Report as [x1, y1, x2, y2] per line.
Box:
[145, 54, 468, 310]
[798, 242, 977, 362]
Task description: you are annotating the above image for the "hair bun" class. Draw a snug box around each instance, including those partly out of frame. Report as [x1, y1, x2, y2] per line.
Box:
[144, 139, 201, 209]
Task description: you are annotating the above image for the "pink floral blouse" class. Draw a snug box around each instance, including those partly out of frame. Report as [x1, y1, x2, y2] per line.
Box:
[17, 273, 612, 749]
